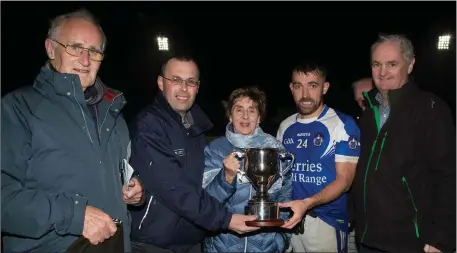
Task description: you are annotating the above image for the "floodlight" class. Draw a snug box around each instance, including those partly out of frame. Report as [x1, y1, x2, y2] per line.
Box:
[437, 34, 451, 50]
[157, 36, 169, 51]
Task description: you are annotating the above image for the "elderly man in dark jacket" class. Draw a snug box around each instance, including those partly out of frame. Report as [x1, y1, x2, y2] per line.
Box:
[352, 34, 456, 253]
[1, 9, 143, 252]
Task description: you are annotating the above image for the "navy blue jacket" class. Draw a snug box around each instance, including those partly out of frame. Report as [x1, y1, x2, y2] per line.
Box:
[129, 93, 233, 253]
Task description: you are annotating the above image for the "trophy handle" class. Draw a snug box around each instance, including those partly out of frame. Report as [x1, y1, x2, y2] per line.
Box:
[231, 151, 245, 159]
[231, 151, 247, 179]
[279, 151, 295, 176]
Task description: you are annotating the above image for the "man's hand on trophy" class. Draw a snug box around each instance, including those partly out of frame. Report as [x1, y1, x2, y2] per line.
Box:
[278, 199, 313, 229]
[223, 153, 240, 183]
[228, 214, 260, 234]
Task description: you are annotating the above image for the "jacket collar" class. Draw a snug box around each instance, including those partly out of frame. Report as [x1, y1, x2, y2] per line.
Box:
[155, 92, 213, 135]
[34, 62, 126, 110]
[35, 64, 85, 102]
[364, 81, 418, 109]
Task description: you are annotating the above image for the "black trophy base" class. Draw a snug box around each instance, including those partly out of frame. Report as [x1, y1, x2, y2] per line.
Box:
[246, 219, 285, 227]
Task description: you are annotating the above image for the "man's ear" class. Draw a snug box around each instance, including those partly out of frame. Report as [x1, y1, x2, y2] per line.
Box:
[45, 39, 56, 60]
[408, 57, 415, 74]
[323, 82, 330, 95]
[158, 76, 164, 91]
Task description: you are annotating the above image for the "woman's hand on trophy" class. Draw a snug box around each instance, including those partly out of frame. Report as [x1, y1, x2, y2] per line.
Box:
[228, 214, 260, 234]
[278, 199, 313, 229]
[223, 153, 240, 184]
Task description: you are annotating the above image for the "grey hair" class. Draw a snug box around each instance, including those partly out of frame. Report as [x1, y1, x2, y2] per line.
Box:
[371, 34, 415, 64]
[47, 8, 107, 52]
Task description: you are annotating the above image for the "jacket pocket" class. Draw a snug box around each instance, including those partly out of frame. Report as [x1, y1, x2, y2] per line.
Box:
[401, 176, 420, 238]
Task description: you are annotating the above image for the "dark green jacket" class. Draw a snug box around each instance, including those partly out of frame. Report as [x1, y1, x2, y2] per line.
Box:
[1, 66, 132, 252]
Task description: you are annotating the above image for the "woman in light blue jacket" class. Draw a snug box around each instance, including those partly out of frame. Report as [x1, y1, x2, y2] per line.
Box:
[202, 87, 292, 253]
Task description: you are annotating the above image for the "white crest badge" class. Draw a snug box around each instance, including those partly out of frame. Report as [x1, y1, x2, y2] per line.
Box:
[313, 133, 324, 147]
[348, 136, 359, 150]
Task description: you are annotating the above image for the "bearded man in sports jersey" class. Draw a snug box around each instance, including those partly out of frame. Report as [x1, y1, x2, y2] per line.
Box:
[277, 61, 360, 253]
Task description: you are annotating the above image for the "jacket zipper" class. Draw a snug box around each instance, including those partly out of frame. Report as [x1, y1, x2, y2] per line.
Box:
[374, 132, 388, 170]
[361, 92, 388, 243]
[361, 137, 377, 243]
[402, 176, 420, 238]
[71, 82, 94, 144]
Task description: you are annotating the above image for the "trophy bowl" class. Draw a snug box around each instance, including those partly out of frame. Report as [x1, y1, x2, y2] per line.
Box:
[233, 148, 294, 227]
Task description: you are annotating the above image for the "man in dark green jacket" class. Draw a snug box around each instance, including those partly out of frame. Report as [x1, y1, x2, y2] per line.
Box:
[1, 9, 144, 252]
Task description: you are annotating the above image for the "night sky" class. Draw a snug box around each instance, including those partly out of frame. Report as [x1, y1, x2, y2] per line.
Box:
[2, 1, 455, 136]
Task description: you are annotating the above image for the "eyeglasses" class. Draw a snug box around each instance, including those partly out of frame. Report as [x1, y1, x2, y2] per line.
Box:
[162, 76, 200, 87]
[50, 39, 104, 62]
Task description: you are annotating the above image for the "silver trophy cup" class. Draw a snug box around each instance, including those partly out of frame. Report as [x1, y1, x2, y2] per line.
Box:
[233, 148, 294, 227]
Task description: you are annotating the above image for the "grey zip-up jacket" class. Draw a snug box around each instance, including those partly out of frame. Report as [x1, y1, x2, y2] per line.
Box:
[1, 66, 132, 252]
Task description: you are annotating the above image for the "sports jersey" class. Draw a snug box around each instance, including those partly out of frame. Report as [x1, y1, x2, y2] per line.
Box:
[277, 105, 360, 218]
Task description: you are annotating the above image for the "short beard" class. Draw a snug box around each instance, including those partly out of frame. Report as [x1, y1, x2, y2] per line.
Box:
[296, 97, 322, 117]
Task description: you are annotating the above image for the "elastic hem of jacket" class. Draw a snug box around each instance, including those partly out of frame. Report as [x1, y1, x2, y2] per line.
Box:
[60, 194, 88, 235]
[222, 211, 233, 230]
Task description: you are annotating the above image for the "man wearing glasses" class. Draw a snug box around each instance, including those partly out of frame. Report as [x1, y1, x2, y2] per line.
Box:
[2, 9, 143, 252]
[129, 55, 260, 253]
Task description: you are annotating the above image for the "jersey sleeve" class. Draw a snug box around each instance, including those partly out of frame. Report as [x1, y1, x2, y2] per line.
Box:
[277, 114, 297, 144]
[335, 116, 360, 163]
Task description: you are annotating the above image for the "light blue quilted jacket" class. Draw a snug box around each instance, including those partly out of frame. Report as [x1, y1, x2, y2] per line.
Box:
[202, 123, 293, 253]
